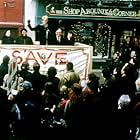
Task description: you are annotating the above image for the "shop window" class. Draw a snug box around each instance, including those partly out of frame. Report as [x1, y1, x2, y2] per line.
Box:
[71, 21, 94, 45]
[94, 23, 111, 58]
[70, 21, 112, 58]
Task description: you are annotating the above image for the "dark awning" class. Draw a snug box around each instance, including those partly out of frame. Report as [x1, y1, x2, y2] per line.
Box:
[49, 15, 140, 22]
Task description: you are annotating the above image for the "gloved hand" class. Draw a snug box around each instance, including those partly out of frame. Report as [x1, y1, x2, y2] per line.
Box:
[27, 20, 31, 24]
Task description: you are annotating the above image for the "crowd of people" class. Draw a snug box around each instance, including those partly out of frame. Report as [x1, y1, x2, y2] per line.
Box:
[1, 15, 75, 46]
[1, 15, 140, 140]
[0, 44, 139, 139]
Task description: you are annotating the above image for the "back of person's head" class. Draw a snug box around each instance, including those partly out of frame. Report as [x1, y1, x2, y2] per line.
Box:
[87, 72, 99, 92]
[21, 61, 29, 70]
[47, 66, 57, 77]
[69, 83, 82, 103]
[71, 83, 82, 96]
[22, 80, 32, 90]
[33, 62, 40, 72]
[3, 55, 10, 64]
[66, 62, 73, 71]
[44, 82, 54, 93]
[123, 63, 137, 80]
[102, 67, 112, 79]
[136, 77, 140, 91]
[18, 80, 32, 92]
[88, 72, 99, 82]
[118, 94, 131, 109]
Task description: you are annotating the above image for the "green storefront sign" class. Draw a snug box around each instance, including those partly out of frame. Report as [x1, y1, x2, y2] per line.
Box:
[46, 4, 140, 19]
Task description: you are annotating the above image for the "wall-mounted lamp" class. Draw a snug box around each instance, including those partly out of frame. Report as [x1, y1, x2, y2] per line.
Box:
[97, 0, 102, 7]
[128, 1, 133, 8]
[65, 0, 70, 5]
[3, 1, 7, 7]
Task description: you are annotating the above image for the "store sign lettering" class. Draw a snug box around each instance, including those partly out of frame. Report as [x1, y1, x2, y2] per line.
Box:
[63, 6, 137, 17]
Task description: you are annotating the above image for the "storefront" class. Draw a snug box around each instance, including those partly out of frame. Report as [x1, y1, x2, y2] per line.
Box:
[45, 4, 140, 68]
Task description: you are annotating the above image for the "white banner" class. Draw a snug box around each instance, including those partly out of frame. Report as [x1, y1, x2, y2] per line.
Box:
[0, 44, 93, 79]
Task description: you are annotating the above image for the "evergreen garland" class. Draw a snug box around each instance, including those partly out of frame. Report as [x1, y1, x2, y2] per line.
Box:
[71, 21, 93, 45]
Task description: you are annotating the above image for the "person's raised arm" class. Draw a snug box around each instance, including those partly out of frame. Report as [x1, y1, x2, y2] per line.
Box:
[27, 20, 36, 31]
